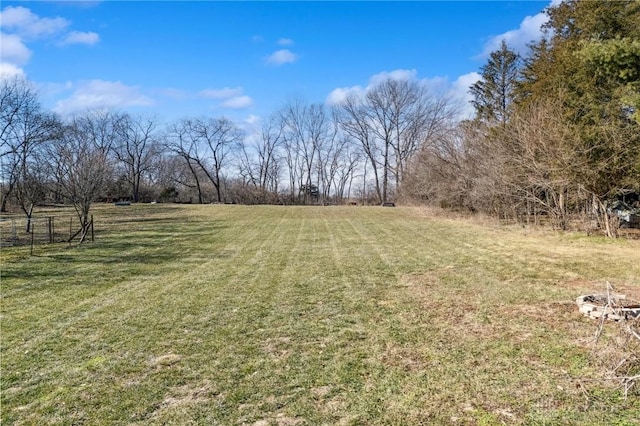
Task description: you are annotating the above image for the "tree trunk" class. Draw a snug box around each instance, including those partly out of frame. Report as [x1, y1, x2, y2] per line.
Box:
[23, 203, 34, 233]
[593, 195, 618, 238]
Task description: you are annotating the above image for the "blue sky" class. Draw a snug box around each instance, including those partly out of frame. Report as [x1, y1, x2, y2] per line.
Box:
[1, 1, 553, 125]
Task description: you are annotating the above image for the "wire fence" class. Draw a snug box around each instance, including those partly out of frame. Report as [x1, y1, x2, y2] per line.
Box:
[0, 214, 94, 253]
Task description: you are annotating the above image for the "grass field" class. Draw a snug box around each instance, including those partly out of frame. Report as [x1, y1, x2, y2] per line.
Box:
[2, 204, 640, 425]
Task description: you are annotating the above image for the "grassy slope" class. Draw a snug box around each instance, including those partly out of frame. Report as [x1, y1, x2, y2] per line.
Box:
[1, 205, 639, 425]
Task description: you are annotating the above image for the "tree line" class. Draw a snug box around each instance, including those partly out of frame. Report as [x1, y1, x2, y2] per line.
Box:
[404, 0, 639, 236]
[0, 76, 457, 214]
[2, 0, 638, 238]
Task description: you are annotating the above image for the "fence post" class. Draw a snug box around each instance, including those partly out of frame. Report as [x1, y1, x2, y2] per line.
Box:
[91, 215, 94, 242]
[69, 216, 73, 247]
[48, 217, 53, 243]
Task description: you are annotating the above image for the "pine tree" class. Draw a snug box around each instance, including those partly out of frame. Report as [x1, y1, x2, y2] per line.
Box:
[469, 40, 520, 126]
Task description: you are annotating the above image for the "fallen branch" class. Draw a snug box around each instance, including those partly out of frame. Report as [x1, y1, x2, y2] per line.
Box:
[577, 281, 640, 400]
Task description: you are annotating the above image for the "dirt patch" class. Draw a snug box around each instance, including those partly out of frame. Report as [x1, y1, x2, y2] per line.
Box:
[261, 336, 292, 361]
[320, 396, 346, 415]
[150, 353, 182, 368]
[396, 272, 607, 350]
[562, 278, 604, 291]
[165, 381, 216, 407]
[506, 301, 577, 323]
[252, 414, 305, 426]
[396, 272, 442, 304]
[610, 285, 640, 301]
[399, 271, 448, 287]
[274, 413, 305, 425]
[149, 380, 219, 420]
[380, 345, 427, 372]
[311, 385, 332, 398]
[561, 279, 640, 299]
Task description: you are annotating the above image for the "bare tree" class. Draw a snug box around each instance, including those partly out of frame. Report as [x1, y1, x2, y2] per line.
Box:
[237, 114, 284, 201]
[151, 153, 193, 202]
[498, 95, 636, 236]
[1, 77, 37, 212]
[165, 117, 242, 203]
[165, 120, 206, 203]
[280, 98, 315, 203]
[402, 120, 480, 208]
[14, 137, 57, 231]
[331, 135, 361, 202]
[113, 113, 160, 202]
[281, 130, 301, 203]
[48, 112, 116, 243]
[500, 98, 576, 229]
[0, 77, 61, 228]
[334, 94, 383, 203]
[279, 99, 336, 204]
[336, 77, 457, 204]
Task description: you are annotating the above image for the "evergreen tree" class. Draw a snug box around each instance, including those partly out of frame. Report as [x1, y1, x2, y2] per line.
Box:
[517, 0, 640, 235]
[470, 40, 520, 125]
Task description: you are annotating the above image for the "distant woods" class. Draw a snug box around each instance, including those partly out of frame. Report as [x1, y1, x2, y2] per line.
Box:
[1, 0, 638, 237]
[0, 77, 457, 211]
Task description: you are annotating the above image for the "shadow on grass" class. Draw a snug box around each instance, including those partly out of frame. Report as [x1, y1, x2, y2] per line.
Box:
[104, 215, 209, 226]
[1, 222, 229, 285]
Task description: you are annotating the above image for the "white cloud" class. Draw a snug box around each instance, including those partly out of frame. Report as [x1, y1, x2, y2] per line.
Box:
[0, 62, 26, 78]
[328, 1, 557, 119]
[278, 38, 294, 46]
[0, 6, 100, 75]
[244, 114, 261, 125]
[198, 86, 254, 110]
[53, 80, 153, 115]
[482, 13, 548, 56]
[266, 49, 297, 66]
[326, 69, 480, 120]
[0, 6, 69, 40]
[156, 87, 188, 100]
[60, 31, 99, 46]
[199, 86, 244, 99]
[450, 72, 481, 119]
[479, 0, 559, 57]
[239, 114, 263, 139]
[0, 33, 32, 65]
[37, 80, 73, 97]
[369, 69, 418, 85]
[420, 76, 456, 96]
[222, 95, 253, 109]
[325, 86, 365, 106]
[251, 35, 264, 42]
[452, 72, 481, 96]
[326, 69, 419, 106]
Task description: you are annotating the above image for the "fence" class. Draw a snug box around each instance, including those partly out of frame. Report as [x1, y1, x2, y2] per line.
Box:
[0, 215, 94, 253]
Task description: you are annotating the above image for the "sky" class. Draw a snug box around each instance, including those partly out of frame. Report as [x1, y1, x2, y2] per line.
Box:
[0, 1, 555, 127]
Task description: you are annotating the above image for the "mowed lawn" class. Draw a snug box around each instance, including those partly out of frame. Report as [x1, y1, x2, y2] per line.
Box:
[2, 204, 639, 425]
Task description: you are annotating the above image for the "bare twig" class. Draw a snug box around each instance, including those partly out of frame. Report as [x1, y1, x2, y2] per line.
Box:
[583, 282, 640, 400]
[626, 324, 640, 342]
[592, 282, 614, 347]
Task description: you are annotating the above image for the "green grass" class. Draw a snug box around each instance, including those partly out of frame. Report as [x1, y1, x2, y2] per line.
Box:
[2, 204, 640, 425]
